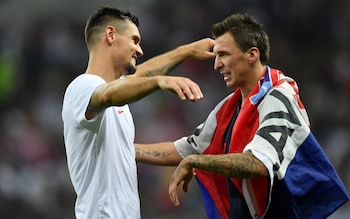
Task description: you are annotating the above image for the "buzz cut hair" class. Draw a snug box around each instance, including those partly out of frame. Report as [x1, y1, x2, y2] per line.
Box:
[84, 6, 139, 50]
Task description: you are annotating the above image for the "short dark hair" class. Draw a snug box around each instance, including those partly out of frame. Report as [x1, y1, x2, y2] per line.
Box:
[212, 13, 270, 64]
[84, 6, 139, 49]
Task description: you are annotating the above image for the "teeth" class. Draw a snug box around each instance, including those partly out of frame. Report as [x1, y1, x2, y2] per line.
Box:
[222, 72, 229, 81]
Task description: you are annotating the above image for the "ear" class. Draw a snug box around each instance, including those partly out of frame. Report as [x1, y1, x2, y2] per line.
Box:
[105, 25, 116, 45]
[247, 47, 260, 64]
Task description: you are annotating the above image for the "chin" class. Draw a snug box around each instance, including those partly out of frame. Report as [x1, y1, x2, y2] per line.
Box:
[126, 64, 137, 75]
[226, 82, 236, 89]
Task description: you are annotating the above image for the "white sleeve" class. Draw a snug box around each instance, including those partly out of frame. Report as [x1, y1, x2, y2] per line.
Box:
[244, 86, 311, 179]
[63, 74, 106, 128]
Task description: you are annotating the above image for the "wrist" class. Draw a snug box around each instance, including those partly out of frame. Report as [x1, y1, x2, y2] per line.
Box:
[184, 154, 197, 168]
[175, 44, 192, 60]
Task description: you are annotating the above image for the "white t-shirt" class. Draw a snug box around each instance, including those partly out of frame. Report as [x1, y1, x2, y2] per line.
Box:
[62, 74, 140, 219]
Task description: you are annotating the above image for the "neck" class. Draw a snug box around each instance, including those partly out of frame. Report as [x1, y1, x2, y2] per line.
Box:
[240, 64, 267, 103]
[85, 51, 120, 82]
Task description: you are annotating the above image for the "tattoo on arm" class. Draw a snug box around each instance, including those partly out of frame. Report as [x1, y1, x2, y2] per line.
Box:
[135, 148, 171, 158]
[190, 152, 266, 178]
[144, 62, 182, 77]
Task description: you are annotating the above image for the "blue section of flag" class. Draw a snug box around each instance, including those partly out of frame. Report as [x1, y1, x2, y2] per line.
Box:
[196, 176, 222, 219]
[265, 133, 349, 218]
[250, 66, 272, 104]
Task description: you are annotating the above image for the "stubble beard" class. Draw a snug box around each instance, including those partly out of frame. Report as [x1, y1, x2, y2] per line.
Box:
[125, 63, 137, 75]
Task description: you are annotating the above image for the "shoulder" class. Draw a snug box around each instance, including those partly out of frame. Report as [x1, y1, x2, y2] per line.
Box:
[263, 73, 300, 104]
[259, 85, 296, 113]
[258, 81, 310, 127]
[70, 74, 105, 87]
[65, 74, 106, 96]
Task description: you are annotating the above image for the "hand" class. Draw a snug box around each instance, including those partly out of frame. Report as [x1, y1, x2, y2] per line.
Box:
[168, 157, 194, 207]
[185, 38, 216, 60]
[157, 76, 203, 102]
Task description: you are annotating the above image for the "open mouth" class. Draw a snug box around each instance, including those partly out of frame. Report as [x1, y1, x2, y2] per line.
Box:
[131, 55, 138, 64]
[222, 72, 230, 81]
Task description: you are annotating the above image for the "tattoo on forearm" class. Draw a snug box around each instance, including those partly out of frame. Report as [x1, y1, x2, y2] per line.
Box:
[145, 62, 182, 77]
[136, 149, 171, 158]
[191, 153, 264, 178]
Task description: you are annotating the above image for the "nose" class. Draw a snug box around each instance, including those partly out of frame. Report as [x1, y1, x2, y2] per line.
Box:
[137, 45, 144, 58]
[214, 57, 223, 71]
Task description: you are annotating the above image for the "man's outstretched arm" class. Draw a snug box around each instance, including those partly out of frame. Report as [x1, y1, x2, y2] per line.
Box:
[135, 142, 183, 166]
[132, 38, 215, 77]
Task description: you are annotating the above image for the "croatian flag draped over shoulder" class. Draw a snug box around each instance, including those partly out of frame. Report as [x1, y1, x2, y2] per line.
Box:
[195, 66, 349, 219]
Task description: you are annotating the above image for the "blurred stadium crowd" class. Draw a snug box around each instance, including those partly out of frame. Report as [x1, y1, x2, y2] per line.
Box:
[0, 0, 349, 218]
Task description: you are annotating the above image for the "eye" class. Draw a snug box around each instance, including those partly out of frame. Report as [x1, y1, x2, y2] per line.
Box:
[132, 36, 140, 45]
[216, 51, 228, 57]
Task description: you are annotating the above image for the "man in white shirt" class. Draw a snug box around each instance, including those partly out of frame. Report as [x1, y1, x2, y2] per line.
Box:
[62, 6, 215, 219]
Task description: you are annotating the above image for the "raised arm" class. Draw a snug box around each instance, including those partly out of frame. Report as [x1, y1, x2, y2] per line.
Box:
[132, 38, 215, 77]
[86, 75, 203, 119]
[85, 39, 215, 120]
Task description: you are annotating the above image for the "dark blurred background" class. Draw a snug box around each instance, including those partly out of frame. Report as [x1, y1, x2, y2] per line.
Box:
[0, 0, 349, 218]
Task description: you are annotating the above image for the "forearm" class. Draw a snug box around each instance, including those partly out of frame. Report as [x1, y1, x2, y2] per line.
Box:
[135, 142, 183, 166]
[133, 45, 190, 77]
[133, 38, 215, 77]
[89, 75, 203, 114]
[184, 151, 268, 178]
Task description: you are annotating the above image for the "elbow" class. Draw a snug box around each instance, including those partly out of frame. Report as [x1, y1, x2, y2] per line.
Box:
[244, 151, 269, 178]
[256, 162, 269, 177]
[101, 88, 127, 107]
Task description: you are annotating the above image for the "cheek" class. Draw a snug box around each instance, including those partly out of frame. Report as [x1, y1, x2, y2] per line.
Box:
[230, 57, 246, 71]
